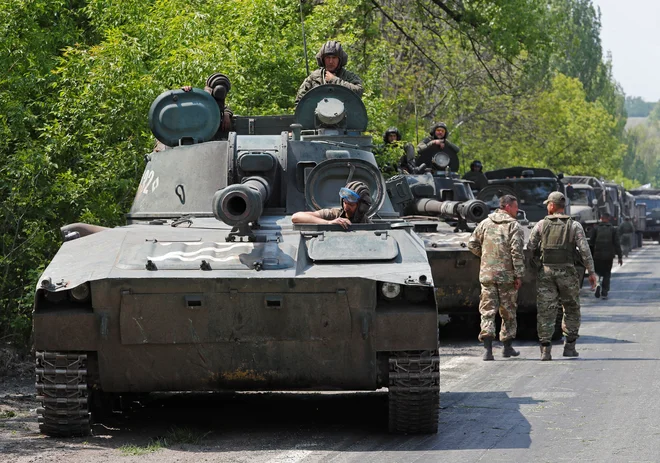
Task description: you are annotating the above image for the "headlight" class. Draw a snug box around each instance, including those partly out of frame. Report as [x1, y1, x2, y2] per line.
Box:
[381, 283, 402, 299]
[70, 283, 91, 302]
[432, 152, 450, 169]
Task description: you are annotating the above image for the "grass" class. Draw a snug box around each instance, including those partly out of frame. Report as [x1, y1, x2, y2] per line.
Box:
[118, 426, 211, 455]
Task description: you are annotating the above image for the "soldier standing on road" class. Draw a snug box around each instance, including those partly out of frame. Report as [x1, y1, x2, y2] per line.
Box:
[618, 216, 635, 258]
[467, 195, 525, 361]
[589, 212, 623, 299]
[295, 41, 364, 105]
[463, 160, 489, 191]
[527, 191, 598, 361]
[291, 181, 372, 228]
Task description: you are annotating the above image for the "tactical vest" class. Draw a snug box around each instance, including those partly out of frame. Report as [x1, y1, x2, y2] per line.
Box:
[540, 214, 575, 265]
[593, 223, 615, 259]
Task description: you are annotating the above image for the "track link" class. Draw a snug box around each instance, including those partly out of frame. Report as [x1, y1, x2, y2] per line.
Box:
[35, 352, 91, 437]
[388, 350, 440, 434]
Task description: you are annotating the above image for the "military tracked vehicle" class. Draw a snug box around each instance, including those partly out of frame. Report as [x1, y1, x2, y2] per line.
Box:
[387, 157, 566, 339]
[33, 83, 439, 436]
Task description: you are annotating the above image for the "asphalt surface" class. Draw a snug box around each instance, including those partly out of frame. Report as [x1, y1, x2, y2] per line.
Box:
[3, 242, 660, 462]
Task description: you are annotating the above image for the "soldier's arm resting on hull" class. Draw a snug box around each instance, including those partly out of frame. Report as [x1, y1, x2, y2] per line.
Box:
[467, 222, 485, 257]
[510, 223, 526, 290]
[291, 210, 351, 230]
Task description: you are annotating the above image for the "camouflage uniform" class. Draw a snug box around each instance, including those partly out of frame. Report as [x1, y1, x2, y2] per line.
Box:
[295, 68, 363, 104]
[467, 210, 525, 342]
[527, 214, 595, 343]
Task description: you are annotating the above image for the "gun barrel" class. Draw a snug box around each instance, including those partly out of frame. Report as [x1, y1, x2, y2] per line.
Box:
[413, 198, 488, 223]
[213, 176, 270, 226]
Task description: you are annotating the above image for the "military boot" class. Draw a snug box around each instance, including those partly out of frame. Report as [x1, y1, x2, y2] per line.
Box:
[482, 337, 494, 361]
[540, 343, 552, 361]
[502, 339, 520, 358]
[563, 339, 579, 357]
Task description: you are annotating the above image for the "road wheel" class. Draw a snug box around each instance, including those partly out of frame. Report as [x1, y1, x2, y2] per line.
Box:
[388, 351, 439, 434]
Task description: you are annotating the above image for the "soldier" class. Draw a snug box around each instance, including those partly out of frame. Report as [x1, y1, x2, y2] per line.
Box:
[463, 160, 489, 191]
[589, 212, 623, 299]
[377, 127, 417, 175]
[467, 195, 525, 361]
[527, 191, 598, 361]
[416, 122, 461, 172]
[291, 181, 372, 229]
[618, 216, 635, 258]
[295, 41, 364, 105]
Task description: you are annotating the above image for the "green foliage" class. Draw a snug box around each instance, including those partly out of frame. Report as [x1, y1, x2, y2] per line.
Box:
[0, 0, 641, 343]
[626, 96, 657, 118]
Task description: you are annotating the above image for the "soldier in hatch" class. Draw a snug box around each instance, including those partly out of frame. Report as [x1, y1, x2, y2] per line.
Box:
[463, 160, 489, 191]
[589, 212, 623, 299]
[291, 181, 372, 229]
[467, 195, 525, 361]
[416, 122, 461, 172]
[295, 40, 364, 105]
[377, 127, 417, 175]
[527, 191, 598, 361]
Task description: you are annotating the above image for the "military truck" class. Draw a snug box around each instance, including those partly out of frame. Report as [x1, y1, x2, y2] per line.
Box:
[564, 183, 599, 234]
[562, 176, 612, 218]
[632, 194, 660, 242]
[33, 84, 440, 436]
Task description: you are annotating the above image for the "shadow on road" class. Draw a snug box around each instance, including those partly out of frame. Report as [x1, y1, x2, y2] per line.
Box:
[1, 389, 538, 455]
[436, 391, 538, 450]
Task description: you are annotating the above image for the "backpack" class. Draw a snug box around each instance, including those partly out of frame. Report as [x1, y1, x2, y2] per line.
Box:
[593, 223, 615, 260]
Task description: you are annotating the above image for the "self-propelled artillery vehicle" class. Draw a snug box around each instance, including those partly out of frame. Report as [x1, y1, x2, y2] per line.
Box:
[387, 158, 565, 339]
[33, 83, 439, 436]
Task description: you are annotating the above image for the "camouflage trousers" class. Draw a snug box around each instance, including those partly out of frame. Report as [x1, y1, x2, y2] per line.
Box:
[478, 283, 518, 342]
[537, 265, 581, 343]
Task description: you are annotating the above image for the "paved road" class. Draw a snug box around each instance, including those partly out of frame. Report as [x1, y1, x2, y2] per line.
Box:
[4, 243, 660, 462]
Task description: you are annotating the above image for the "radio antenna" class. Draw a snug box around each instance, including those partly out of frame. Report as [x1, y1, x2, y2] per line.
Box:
[299, 1, 310, 75]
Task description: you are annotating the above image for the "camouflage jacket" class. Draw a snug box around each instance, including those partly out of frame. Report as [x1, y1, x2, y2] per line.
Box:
[295, 68, 364, 104]
[527, 213, 595, 274]
[467, 210, 525, 284]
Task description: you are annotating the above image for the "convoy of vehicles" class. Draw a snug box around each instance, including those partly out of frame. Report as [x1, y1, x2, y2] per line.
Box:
[32, 74, 656, 438]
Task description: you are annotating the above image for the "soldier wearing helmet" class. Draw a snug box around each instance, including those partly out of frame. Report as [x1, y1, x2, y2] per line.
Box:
[416, 122, 460, 172]
[295, 40, 364, 105]
[291, 181, 372, 229]
[463, 160, 488, 190]
[379, 127, 416, 174]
